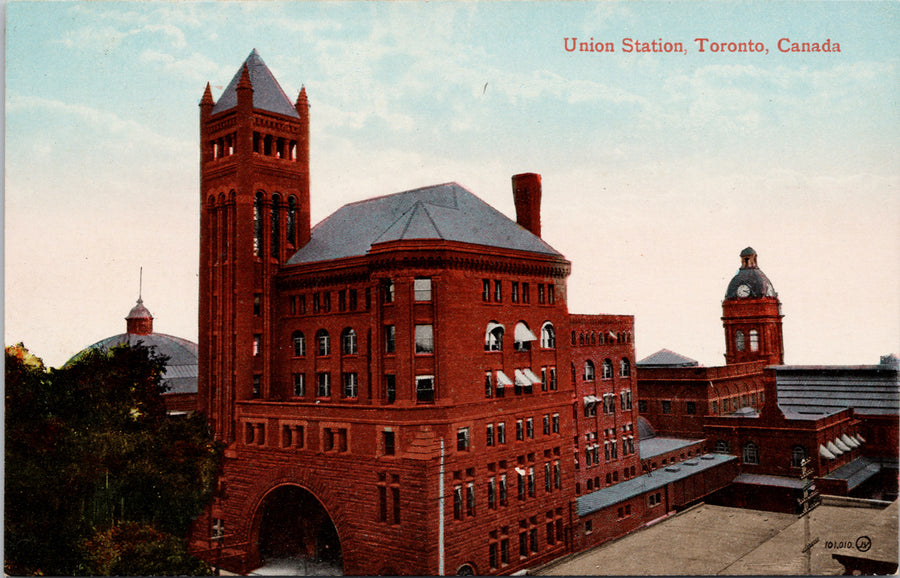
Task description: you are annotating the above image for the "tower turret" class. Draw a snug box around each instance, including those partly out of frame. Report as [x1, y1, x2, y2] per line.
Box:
[197, 50, 311, 441]
[722, 247, 784, 366]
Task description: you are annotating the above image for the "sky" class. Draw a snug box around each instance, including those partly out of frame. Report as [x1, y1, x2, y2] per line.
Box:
[5, 1, 899, 369]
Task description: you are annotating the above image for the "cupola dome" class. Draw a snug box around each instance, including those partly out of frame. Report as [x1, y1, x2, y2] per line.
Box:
[724, 247, 777, 300]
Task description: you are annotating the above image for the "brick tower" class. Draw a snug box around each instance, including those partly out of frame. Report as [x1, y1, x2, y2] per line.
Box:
[198, 50, 310, 441]
[721, 247, 784, 366]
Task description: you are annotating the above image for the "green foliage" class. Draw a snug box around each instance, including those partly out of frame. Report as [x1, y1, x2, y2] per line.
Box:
[5, 343, 221, 576]
[79, 522, 212, 576]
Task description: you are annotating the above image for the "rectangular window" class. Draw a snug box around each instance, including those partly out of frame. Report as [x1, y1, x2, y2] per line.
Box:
[454, 486, 463, 520]
[482, 279, 491, 302]
[253, 293, 261, 316]
[252, 334, 261, 356]
[349, 289, 358, 311]
[322, 292, 331, 312]
[485, 372, 493, 398]
[712, 400, 718, 414]
[488, 478, 497, 509]
[547, 284, 555, 304]
[529, 528, 538, 553]
[516, 419, 524, 441]
[498, 422, 507, 444]
[313, 293, 320, 313]
[384, 325, 396, 354]
[543, 415, 550, 436]
[293, 373, 305, 397]
[554, 461, 561, 489]
[466, 482, 476, 516]
[526, 418, 534, 439]
[550, 367, 557, 391]
[486, 424, 495, 447]
[392, 487, 401, 524]
[686, 401, 697, 415]
[317, 372, 331, 397]
[511, 281, 519, 303]
[298, 295, 306, 314]
[385, 374, 396, 404]
[338, 289, 347, 312]
[494, 280, 502, 302]
[383, 431, 395, 456]
[552, 413, 560, 434]
[252, 375, 261, 398]
[544, 462, 552, 492]
[378, 485, 387, 522]
[489, 542, 498, 569]
[414, 278, 432, 301]
[500, 538, 509, 564]
[541, 368, 548, 392]
[638, 399, 648, 413]
[537, 284, 545, 304]
[457, 427, 470, 451]
[522, 282, 530, 303]
[499, 474, 508, 505]
[662, 400, 672, 414]
[382, 279, 395, 303]
[343, 372, 358, 398]
[416, 376, 435, 404]
[415, 324, 434, 354]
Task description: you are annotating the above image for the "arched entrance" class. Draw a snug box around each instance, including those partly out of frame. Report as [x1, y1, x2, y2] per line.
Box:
[256, 485, 342, 571]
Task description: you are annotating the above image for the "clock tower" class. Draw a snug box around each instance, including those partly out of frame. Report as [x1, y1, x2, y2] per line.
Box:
[722, 247, 784, 366]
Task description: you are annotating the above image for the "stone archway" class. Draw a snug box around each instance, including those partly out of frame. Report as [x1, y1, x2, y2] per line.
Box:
[255, 484, 343, 570]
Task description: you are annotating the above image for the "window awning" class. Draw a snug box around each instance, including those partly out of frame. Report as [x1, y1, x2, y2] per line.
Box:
[855, 434, 865, 444]
[841, 434, 859, 448]
[523, 368, 542, 384]
[834, 438, 852, 452]
[485, 322, 504, 338]
[514, 323, 538, 343]
[514, 370, 531, 387]
[495, 370, 513, 386]
[826, 441, 843, 456]
[515, 467, 527, 475]
[819, 444, 837, 459]
[608, 331, 617, 340]
[583, 395, 599, 405]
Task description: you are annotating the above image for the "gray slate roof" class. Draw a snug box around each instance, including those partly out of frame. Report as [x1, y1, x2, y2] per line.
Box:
[639, 436, 704, 460]
[74, 333, 199, 395]
[287, 182, 562, 265]
[212, 49, 299, 118]
[637, 348, 700, 367]
[775, 361, 900, 416]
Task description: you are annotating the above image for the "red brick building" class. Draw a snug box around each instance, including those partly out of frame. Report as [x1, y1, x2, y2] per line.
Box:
[637, 248, 898, 512]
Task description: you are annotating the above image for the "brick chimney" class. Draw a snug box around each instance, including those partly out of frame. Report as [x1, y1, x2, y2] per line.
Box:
[512, 172, 542, 237]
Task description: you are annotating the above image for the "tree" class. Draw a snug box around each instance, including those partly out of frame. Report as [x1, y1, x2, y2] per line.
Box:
[5, 343, 221, 576]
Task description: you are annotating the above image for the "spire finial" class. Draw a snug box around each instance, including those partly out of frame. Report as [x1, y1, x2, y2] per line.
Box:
[138, 267, 143, 304]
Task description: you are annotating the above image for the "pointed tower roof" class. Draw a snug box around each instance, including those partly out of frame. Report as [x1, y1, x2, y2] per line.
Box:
[126, 297, 154, 335]
[211, 49, 300, 118]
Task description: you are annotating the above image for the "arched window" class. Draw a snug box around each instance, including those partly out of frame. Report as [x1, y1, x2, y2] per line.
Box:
[791, 446, 807, 468]
[583, 360, 595, 381]
[514, 322, 536, 352]
[620, 358, 631, 377]
[292, 331, 306, 357]
[287, 196, 297, 246]
[749, 329, 759, 352]
[316, 329, 330, 356]
[485, 322, 504, 352]
[253, 191, 264, 257]
[735, 330, 745, 352]
[541, 322, 556, 349]
[271, 193, 281, 258]
[714, 440, 729, 453]
[742, 442, 759, 465]
[341, 328, 358, 355]
[602, 359, 614, 379]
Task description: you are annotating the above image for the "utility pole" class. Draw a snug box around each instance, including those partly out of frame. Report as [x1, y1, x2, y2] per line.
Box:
[798, 457, 821, 575]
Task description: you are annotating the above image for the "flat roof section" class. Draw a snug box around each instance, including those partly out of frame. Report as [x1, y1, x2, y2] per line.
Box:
[821, 457, 882, 491]
[638, 436, 704, 460]
[538, 501, 899, 576]
[577, 453, 736, 516]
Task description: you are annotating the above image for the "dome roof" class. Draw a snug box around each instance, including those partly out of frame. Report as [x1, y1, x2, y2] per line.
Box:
[724, 247, 778, 300]
[73, 333, 198, 394]
[68, 298, 197, 395]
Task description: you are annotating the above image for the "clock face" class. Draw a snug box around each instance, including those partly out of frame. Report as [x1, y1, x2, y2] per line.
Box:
[736, 284, 751, 298]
